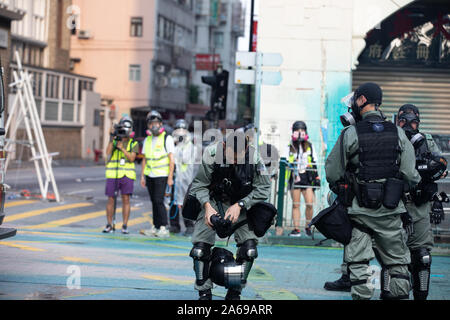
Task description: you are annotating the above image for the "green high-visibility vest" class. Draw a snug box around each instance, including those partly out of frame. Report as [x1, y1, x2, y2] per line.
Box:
[143, 132, 170, 177]
[105, 139, 138, 180]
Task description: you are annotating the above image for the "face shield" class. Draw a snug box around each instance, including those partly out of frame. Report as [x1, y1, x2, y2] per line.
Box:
[340, 92, 357, 127]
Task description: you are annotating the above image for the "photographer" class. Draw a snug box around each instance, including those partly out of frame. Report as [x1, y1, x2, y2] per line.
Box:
[187, 132, 272, 300]
[103, 116, 139, 234]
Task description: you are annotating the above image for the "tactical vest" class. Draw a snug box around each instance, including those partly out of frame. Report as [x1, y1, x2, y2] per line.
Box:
[210, 158, 254, 204]
[143, 132, 170, 177]
[355, 116, 401, 181]
[105, 139, 138, 180]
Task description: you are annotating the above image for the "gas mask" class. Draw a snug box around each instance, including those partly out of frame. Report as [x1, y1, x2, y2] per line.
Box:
[292, 130, 309, 143]
[398, 112, 420, 141]
[148, 122, 163, 136]
[340, 92, 358, 127]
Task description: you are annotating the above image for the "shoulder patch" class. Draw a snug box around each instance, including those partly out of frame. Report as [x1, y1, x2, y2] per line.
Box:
[425, 133, 433, 141]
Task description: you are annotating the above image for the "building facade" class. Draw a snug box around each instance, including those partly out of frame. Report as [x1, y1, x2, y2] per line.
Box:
[190, 0, 244, 125]
[3, 0, 101, 160]
[70, 0, 196, 138]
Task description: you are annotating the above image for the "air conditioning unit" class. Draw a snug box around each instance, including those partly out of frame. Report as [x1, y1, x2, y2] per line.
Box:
[155, 76, 169, 88]
[155, 65, 166, 73]
[78, 30, 91, 39]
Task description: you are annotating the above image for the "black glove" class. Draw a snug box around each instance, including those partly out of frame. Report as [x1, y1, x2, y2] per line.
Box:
[400, 211, 414, 236]
[430, 200, 445, 225]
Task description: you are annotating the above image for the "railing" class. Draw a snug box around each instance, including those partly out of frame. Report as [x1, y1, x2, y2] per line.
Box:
[270, 157, 328, 233]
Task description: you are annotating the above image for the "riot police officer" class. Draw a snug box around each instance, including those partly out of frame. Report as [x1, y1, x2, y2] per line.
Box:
[324, 104, 448, 299]
[396, 104, 448, 300]
[325, 82, 421, 300]
[187, 131, 272, 300]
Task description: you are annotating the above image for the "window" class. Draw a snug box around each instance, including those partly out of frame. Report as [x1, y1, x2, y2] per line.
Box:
[94, 109, 101, 127]
[158, 15, 175, 42]
[129, 64, 141, 82]
[63, 77, 75, 100]
[46, 74, 60, 99]
[78, 80, 94, 101]
[130, 17, 143, 37]
[213, 32, 224, 48]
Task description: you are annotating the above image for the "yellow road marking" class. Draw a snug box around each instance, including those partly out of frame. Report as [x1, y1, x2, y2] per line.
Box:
[61, 256, 98, 264]
[5, 202, 93, 223]
[0, 241, 46, 252]
[4, 200, 38, 208]
[21, 207, 139, 230]
[141, 274, 193, 285]
[112, 212, 152, 230]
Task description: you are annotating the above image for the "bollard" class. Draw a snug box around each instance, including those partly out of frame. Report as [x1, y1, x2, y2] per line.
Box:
[276, 157, 287, 227]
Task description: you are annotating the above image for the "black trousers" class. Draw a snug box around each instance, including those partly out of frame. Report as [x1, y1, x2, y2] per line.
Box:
[145, 176, 168, 229]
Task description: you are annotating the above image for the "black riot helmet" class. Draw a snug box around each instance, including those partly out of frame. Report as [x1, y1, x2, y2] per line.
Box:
[341, 82, 383, 126]
[397, 104, 421, 141]
[209, 247, 243, 289]
[292, 121, 307, 132]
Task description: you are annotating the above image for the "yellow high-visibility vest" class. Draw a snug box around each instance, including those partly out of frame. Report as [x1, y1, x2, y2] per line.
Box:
[105, 139, 138, 180]
[143, 132, 170, 177]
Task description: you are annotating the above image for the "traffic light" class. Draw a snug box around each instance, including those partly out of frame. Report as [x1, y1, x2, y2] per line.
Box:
[201, 69, 229, 120]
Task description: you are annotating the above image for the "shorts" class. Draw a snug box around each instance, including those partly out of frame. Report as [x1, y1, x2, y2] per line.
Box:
[288, 172, 311, 190]
[105, 177, 134, 197]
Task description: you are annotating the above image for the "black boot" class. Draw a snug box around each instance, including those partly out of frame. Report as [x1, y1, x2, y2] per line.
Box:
[198, 289, 212, 300]
[225, 288, 241, 300]
[324, 274, 351, 292]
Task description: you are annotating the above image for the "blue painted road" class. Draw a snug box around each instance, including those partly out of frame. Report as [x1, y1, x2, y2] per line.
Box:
[1, 226, 449, 300]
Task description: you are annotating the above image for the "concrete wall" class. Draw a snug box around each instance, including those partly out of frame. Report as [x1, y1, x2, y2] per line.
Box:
[46, 0, 72, 71]
[81, 90, 101, 160]
[258, 0, 415, 157]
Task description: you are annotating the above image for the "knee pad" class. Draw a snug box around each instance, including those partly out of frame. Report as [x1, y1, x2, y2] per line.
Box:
[190, 242, 212, 286]
[236, 240, 258, 286]
[380, 266, 410, 300]
[236, 239, 258, 263]
[410, 248, 432, 300]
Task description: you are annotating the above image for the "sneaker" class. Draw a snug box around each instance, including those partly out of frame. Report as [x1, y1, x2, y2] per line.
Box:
[324, 274, 351, 292]
[122, 225, 129, 234]
[198, 289, 212, 300]
[289, 229, 301, 237]
[156, 226, 170, 238]
[183, 226, 194, 237]
[140, 226, 157, 236]
[102, 224, 114, 233]
[305, 227, 312, 237]
[225, 288, 241, 300]
[169, 225, 180, 234]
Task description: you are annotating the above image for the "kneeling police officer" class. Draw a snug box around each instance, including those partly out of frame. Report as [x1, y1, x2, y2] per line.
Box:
[325, 82, 421, 300]
[185, 132, 273, 300]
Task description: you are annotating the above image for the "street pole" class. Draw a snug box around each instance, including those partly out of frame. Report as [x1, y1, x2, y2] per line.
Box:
[246, 0, 255, 121]
[254, 52, 262, 155]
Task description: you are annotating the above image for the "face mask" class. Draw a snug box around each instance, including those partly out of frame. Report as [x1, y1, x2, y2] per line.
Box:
[150, 124, 162, 135]
[398, 113, 419, 140]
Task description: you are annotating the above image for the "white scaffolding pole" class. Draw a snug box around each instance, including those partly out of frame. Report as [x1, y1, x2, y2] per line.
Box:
[4, 52, 60, 202]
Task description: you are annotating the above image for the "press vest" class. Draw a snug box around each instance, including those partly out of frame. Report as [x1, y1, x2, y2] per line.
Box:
[355, 116, 400, 181]
[105, 139, 138, 180]
[143, 132, 170, 177]
[285, 143, 315, 184]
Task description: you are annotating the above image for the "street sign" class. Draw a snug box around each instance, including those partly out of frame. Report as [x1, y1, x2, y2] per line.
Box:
[235, 52, 283, 68]
[235, 69, 255, 85]
[235, 69, 282, 86]
[262, 53, 283, 67]
[236, 52, 256, 68]
[262, 71, 282, 86]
